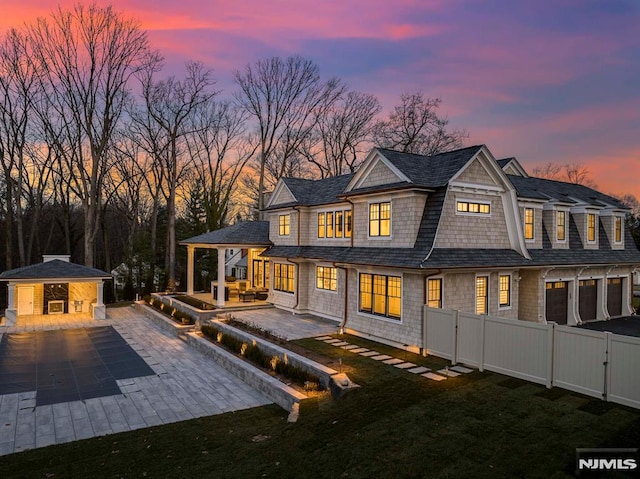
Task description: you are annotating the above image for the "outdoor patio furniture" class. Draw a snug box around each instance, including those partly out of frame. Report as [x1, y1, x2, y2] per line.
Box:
[239, 291, 256, 302]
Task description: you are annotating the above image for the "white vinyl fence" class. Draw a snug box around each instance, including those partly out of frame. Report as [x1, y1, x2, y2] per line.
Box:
[423, 307, 640, 409]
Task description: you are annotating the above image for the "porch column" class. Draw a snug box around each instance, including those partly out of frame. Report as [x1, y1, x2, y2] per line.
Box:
[5, 282, 17, 326]
[217, 246, 226, 307]
[93, 280, 106, 320]
[187, 245, 195, 295]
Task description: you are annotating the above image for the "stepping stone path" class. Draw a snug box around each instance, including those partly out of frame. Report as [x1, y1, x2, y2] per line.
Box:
[314, 335, 476, 381]
[408, 366, 430, 374]
[350, 348, 369, 353]
[360, 351, 380, 357]
[382, 358, 404, 365]
[371, 355, 392, 361]
[394, 362, 417, 369]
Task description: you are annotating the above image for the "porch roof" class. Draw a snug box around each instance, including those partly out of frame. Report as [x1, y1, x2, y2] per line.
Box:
[0, 260, 111, 281]
[180, 221, 271, 247]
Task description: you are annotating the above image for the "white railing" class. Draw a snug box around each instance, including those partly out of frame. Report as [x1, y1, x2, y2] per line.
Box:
[423, 306, 640, 409]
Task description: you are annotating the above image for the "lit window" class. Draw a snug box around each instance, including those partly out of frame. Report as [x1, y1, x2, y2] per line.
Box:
[279, 214, 290, 236]
[317, 213, 325, 238]
[369, 202, 391, 237]
[326, 212, 334, 238]
[359, 273, 401, 320]
[615, 216, 622, 243]
[556, 211, 565, 241]
[427, 278, 442, 308]
[316, 266, 337, 291]
[524, 208, 534, 240]
[457, 201, 490, 215]
[476, 276, 488, 315]
[587, 213, 596, 242]
[345, 210, 352, 238]
[335, 211, 343, 238]
[499, 274, 511, 307]
[274, 263, 295, 293]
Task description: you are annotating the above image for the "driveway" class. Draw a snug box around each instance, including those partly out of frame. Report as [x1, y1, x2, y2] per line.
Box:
[577, 316, 640, 337]
[0, 306, 271, 456]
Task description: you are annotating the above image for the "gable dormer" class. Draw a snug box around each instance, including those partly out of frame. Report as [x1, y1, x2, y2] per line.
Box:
[266, 180, 297, 208]
[344, 149, 411, 192]
[497, 157, 529, 177]
[570, 204, 601, 250]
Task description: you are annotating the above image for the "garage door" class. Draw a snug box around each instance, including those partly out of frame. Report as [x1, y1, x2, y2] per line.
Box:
[579, 280, 597, 322]
[546, 282, 568, 325]
[607, 278, 623, 317]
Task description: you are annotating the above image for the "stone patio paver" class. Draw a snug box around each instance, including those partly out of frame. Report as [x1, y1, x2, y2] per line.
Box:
[231, 308, 340, 340]
[382, 358, 404, 365]
[371, 355, 392, 361]
[394, 362, 417, 369]
[450, 365, 474, 374]
[408, 366, 430, 374]
[0, 307, 271, 457]
[422, 372, 447, 381]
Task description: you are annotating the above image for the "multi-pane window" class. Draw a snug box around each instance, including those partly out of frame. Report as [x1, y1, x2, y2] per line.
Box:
[345, 210, 352, 238]
[556, 211, 566, 241]
[317, 213, 325, 238]
[524, 208, 534, 240]
[499, 274, 511, 308]
[587, 213, 596, 242]
[318, 210, 351, 238]
[427, 278, 442, 308]
[476, 276, 488, 315]
[326, 212, 334, 238]
[316, 266, 337, 291]
[369, 202, 391, 237]
[457, 201, 490, 214]
[279, 214, 290, 236]
[274, 263, 295, 293]
[359, 273, 401, 320]
[252, 259, 269, 288]
[335, 211, 343, 238]
[615, 216, 622, 243]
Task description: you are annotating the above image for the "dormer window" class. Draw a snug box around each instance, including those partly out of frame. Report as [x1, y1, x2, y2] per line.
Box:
[524, 208, 534, 240]
[279, 214, 290, 236]
[615, 216, 622, 243]
[556, 211, 566, 241]
[587, 213, 596, 242]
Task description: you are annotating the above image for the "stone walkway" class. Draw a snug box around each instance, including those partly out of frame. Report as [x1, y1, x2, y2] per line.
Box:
[230, 308, 341, 340]
[315, 336, 475, 380]
[0, 307, 271, 456]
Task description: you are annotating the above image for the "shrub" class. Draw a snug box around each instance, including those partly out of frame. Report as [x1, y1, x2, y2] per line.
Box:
[200, 324, 321, 389]
[145, 295, 195, 325]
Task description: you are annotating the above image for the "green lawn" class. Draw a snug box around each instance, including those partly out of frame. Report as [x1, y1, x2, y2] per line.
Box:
[1, 335, 638, 478]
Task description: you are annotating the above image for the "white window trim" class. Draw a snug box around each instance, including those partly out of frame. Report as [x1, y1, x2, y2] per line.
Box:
[315, 265, 338, 294]
[613, 215, 624, 244]
[455, 198, 492, 217]
[498, 273, 512, 310]
[278, 214, 291, 237]
[523, 208, 535, 242]
[556, 209, 568, 243]
[586, 213, 598, 244]
[475, 274, 490, 315]
[367, 200, 393, 239]
[426, 276, 444, 309]
[357, 271, 403, 322]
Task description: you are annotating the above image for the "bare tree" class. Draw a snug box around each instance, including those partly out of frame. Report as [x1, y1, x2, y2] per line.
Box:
[300, 91, 380, 178]
[185, 100, 256, 230]
[234, 56, 344, 213]
[27, 4, 156, 267]
[373, 93, 467, 156]
[137, 60, 217, 290]
[0, 28, 38, 267]
[532, 162, 597, 188]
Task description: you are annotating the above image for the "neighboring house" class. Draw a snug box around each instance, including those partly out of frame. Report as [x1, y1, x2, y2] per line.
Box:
[182, 145, 640, 350]
[225, 249, 248, 279]
[0, 255, 112, 325]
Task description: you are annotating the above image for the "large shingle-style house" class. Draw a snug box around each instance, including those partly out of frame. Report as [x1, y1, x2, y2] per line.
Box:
[182, 145, 640, 350]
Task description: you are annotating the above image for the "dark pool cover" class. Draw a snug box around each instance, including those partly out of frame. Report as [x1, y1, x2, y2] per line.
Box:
[0, 326, 155, 406]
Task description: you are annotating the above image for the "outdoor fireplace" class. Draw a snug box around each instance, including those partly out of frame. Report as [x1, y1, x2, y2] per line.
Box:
[48, 300, 65, 314]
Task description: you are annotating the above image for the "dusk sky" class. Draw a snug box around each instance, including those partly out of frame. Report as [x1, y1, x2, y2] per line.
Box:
[3, 0, 639, 199]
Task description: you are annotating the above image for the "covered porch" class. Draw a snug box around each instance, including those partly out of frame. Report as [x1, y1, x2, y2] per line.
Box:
[180, 222, 273, 308]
